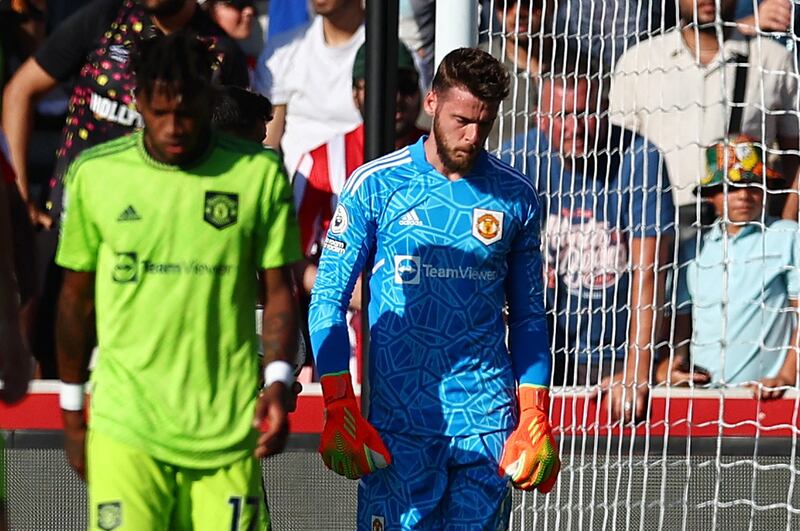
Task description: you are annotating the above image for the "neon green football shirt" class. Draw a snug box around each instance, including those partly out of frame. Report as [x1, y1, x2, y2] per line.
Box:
[56, 131, 301, 468]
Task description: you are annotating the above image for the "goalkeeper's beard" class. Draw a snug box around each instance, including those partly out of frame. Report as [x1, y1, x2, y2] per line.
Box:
[432, 117, 481, 175]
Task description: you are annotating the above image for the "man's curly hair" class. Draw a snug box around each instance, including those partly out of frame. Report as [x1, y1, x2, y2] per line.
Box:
[131, 30, 216, 99]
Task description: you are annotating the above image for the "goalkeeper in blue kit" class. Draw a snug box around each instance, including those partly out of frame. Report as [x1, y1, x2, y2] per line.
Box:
[308, 47, 560, 530]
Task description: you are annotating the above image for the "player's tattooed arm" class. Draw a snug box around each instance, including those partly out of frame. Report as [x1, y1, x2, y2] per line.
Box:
[260, 265, 298, 365]
[56, 270, 95, 384]
[255, 265, 300, 458]
[56, 270, 95, 480]
[56, 270, 95, 383]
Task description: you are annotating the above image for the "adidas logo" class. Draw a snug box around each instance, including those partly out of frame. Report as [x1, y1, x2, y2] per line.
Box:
[117, 205, 141, 222]
[398, 209, 423, 226]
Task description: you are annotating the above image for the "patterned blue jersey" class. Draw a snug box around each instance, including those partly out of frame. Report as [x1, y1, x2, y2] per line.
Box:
[309, 137, 550, 437]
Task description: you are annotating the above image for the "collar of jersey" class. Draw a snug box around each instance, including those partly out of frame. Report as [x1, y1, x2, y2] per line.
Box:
[135, 130, 216, 171]
[408, 135, 489, 180]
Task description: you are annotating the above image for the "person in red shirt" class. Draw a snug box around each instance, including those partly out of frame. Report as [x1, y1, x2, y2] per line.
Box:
[292, 41, 426, 380]
[294, 41, 426, 265]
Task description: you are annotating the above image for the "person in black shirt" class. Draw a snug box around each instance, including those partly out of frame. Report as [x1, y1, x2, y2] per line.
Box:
[1, 0, 248, 378]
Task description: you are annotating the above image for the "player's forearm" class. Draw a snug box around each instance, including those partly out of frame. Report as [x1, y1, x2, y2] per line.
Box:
[55, 272, 95, 383]
[308, 294, 352, 376]
[261, 266, 298, 365]
[509, 319, 551, 387]
[507, 244, 551, 386]
[308, 265, 364, 376]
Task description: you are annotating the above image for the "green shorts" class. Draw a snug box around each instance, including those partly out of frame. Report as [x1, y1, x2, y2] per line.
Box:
[87, 430, 269, 531]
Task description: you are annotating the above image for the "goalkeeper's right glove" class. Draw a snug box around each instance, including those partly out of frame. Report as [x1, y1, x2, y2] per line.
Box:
[319, 371, 392, 479]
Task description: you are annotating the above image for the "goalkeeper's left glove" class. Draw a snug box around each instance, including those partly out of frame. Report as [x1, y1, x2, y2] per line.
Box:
[499, 385, 561, 492]
[318, 371, 392, 480]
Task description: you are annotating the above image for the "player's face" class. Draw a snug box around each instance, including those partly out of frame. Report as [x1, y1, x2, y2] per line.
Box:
[425, 85, 497, 173]
[137, 82, 212, 166]
[710, 185, 764, 224]
[538, 78, 600, 160]
[139, 0, 188, 17]
[680, 0, 737, 24]
[211, 2, 255, 40]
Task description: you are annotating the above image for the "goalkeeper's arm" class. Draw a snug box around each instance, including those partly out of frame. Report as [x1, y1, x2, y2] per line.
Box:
[308, 186, 391, 480]
[500, 197, 560, 492]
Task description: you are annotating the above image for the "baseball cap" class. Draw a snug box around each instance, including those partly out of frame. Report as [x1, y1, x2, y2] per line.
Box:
[694, 135, 781, 196]
[352, 41, 417, 82]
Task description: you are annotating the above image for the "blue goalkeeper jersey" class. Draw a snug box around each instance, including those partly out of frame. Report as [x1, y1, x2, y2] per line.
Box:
[309, 137, 550, 437]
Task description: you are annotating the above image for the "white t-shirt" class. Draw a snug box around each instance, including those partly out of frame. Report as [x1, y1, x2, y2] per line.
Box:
[255, 16, 365, 174]
[610, 30, 799, 207]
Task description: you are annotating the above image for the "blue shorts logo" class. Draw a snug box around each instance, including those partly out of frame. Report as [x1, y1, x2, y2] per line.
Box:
[394, 255, 420, 285]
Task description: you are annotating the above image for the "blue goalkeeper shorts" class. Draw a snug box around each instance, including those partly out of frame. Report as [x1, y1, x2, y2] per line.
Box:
[357, 430, 512, 530]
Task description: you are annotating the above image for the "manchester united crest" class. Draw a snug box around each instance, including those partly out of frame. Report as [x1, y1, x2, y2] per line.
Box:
[97, 501, 122, 530]
[472, 208, 504, 245]
[204, 191, 239, 230]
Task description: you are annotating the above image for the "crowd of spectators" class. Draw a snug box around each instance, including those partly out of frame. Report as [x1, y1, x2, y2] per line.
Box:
[2, 0, 800, 411]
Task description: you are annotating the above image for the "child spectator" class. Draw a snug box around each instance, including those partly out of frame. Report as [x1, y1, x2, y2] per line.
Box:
[658, 136, 800, 399]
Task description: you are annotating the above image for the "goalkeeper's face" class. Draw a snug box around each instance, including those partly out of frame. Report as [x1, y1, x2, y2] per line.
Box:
[538, 78, 600, 161]
[426, 85, 498, 174]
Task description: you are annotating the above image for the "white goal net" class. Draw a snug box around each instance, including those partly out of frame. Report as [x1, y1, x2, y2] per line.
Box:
[482, 0, 800, 529]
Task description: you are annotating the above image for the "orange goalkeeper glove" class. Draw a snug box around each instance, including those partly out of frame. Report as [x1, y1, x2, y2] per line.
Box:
[499, 385, 560, 492]
[319, 371, 391, 479]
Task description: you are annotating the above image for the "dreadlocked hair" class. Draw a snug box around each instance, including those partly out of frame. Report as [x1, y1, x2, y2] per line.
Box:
[131, 30, 216, 99]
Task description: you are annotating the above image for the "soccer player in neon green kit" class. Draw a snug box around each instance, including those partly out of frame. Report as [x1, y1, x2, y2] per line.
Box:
[55, 32, 301, 530]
